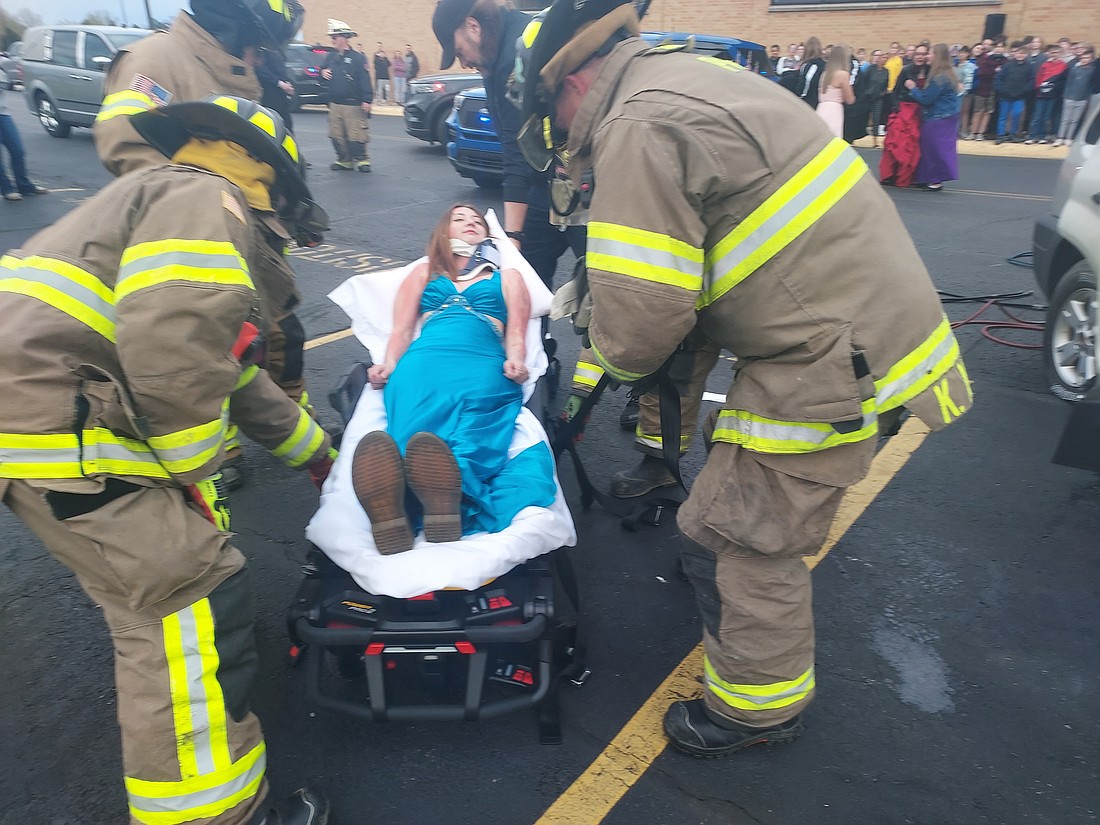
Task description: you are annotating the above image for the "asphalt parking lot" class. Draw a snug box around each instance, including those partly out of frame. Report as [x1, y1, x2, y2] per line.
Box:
[0, 100, 1097, 825]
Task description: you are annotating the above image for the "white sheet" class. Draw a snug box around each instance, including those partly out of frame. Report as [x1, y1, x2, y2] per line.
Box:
[306, 210, 577, 598]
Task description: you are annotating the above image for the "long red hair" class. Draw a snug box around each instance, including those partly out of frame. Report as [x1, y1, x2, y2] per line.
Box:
[426, 203, 489, 280]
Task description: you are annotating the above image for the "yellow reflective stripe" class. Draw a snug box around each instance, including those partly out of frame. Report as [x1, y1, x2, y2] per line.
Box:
[587, 221, 704, 292]
[235, 365, 260, 391]
[589, 339, 648, 384]
[522, 19, 543, 49]
[117, 240, 252, 300]
[147, 409, 228, 475]
[126, 743, 266, 825]
[712, 399, 879, 454]
[0, 254, 117, 341]
[572, 360, 604, 389]
[161, 599, 233, 782]
[272, 408, 325, 467]
[81, 427, 172, 478]
[281, 132, 299, 163]
[874, 316, 961, 412]
[704, 656, 815, 711]
[698, 55, 743, 71]
[700, 139, 867, 308]
[96, 89, 156, 122]
[0, 432, 84, 479]
[636, 431, 692, 449]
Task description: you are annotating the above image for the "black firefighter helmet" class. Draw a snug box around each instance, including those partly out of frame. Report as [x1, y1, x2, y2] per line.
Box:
[131, 95, 328, 246]
[191, 0, 305, 53]
[514, 0, 641, 171]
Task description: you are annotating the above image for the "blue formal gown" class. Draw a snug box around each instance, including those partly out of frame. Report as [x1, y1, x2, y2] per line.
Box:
[383, 271, 556, 535]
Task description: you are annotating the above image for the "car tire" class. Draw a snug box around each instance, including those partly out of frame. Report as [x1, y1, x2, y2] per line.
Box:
[1043, 260, 1097, 402]
[472, 175, 500, 189]
[35, 94, 70, 138]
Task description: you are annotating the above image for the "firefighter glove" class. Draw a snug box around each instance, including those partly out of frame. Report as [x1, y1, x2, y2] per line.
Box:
[188, 472, 231, 531]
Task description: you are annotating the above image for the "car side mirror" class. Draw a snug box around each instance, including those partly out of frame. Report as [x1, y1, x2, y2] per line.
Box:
[90, 55, 112, 71]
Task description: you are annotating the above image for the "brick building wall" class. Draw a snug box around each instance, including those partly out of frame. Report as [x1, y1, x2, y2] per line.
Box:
[307, 1, 1096, 75]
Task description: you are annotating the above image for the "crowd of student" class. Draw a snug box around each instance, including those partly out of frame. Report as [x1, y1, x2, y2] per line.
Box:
[770, 34, 1098, 147]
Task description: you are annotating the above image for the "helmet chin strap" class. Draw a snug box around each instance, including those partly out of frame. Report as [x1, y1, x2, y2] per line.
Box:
[450, 238, 502, 281]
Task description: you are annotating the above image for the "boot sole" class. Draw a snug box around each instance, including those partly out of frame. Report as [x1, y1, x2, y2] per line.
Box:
[663, 717, 804, 759]
[350, 431, 413, 555]
[404, 432, 462, 543]
[609, 475, 679, 499]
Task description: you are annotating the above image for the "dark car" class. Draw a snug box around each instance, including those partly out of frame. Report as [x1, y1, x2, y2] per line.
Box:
[446, 31, 769, 187]
[285, 42, 334, 110]
[403, 71, 482, 145]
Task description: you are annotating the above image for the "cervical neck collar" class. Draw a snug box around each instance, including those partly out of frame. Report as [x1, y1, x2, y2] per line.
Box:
[450, 238, 501, 281]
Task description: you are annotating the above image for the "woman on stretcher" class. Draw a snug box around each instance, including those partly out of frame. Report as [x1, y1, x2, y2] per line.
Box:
[351, 204, 558, 554]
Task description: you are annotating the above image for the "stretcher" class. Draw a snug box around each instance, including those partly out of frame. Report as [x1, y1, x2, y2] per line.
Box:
[288, 213, 588, 742]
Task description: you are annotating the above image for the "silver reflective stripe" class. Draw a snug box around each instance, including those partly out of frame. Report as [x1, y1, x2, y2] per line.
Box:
[152, 427, 225, 469]
[118, 251, 247, 284]
[88, 440, 168, 471]
[704, 145, 862, 296]
[281, 417, 325, 466]
[0, 446, 81, 465]
[714, 413, 876, 448]
[176, 605, 217, 776]
[706, 667, 816, 707]
[1, 264, 116, 324]
[876, 329, 958, 410]
[589, 234, 702, 279]
[127, 750, 267, 817]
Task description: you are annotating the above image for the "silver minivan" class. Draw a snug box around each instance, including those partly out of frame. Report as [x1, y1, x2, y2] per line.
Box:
[1032, 103, 1100, 402]
[20, 25, 151, 138]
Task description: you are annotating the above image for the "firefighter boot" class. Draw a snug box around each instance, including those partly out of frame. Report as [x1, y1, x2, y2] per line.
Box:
[350, 431, 414, 554]
[258, 787, 330, 825]
[330, 139, 352, 171]
[404, 431, 462, 543]
[663, 699, 804, 758]
[221, 423, 246, 491]
[352, 142, 371, 172]
[609, 454, 678, 498]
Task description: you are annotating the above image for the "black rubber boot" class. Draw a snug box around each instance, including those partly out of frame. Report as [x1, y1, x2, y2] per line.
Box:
[220, 455, 246, 491]
[609, 454, 678, 498]
[619, 396, 640, 430]
[259, 787, 330, 825]
[663, 699, 803, 758]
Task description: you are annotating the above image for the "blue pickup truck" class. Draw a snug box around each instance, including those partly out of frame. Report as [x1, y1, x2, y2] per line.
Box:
[445, 31, 770, 187]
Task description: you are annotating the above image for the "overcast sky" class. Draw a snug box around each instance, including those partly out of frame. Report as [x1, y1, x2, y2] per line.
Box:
[5, 1, 186, 27]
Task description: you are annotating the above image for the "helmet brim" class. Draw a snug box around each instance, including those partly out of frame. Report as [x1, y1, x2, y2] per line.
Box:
[131, 101, 308, 203]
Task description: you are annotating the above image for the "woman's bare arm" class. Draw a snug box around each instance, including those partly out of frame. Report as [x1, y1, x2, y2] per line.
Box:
[840, 71, 856, 104]
[369, 262, 429, 388]
[500, 267, 530, 383]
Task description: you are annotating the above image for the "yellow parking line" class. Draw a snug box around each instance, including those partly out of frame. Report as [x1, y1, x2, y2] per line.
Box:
[304, 328, 355, 350]
[535, 415, 932, 825]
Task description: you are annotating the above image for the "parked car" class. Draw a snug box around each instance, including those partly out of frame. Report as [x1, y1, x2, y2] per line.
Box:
[1032, 103, 1100, 402]
[0, 41, 24, 88]
[403, 71, 482, 145]
[446, 31, 769, 187]
[284, 42, 334, 110]
[21, 25, 152, 138]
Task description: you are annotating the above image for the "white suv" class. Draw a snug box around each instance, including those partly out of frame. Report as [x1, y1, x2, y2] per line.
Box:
[1033, 103, 1100, 402]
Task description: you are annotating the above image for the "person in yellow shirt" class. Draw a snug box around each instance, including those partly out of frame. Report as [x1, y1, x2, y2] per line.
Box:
[883, 41, 904, 135]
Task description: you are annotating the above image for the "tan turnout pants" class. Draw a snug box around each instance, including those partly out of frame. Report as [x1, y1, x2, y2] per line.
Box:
[677, 436, 874, 728]
[327, 103, 370, 164]
[2, 479, 268, 824]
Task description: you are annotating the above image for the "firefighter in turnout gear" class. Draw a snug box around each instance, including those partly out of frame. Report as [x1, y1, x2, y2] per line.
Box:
[321, 19, 373, 172]
[93, 0, 312, 490]
[0, 98, 333, 824]
[517, 0, 972, 756]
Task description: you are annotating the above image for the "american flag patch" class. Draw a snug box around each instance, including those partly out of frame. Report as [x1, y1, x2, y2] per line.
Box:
[129, 74, 172, 107]
[222, 191, 246, 224]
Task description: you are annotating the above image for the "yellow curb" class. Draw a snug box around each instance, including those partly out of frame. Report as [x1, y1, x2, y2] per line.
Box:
[851, 134, 1069, 160]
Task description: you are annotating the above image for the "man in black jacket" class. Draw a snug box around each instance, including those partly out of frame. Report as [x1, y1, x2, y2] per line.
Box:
[995, 41, 1035, 144]
[432, 0, 585, 287]
[322, 19, 374, 171]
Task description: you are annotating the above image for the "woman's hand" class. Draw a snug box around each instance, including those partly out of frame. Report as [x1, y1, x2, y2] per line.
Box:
[904, 79, 916, 90]
[504, 359, 529, 384]
[368, 362, 393, 389]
